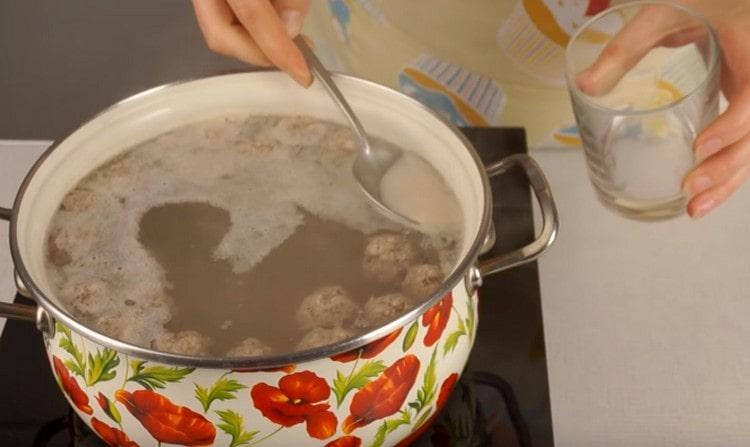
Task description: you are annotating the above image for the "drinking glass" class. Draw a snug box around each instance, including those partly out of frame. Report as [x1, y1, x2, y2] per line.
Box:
[566, 1, 720, 220]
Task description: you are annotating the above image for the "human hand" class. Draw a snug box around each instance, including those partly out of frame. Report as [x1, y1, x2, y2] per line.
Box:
[576, 0, 750, 218]
[192, 0, 312, 86]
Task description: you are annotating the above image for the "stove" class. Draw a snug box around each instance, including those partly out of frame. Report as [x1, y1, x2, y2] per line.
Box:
[0, 128, 553, 446]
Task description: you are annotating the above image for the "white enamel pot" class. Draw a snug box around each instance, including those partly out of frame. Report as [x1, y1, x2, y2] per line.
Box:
[0, 72, 557, 447]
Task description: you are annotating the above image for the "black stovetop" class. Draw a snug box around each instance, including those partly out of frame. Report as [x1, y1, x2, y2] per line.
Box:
[0, 128, 553, 446]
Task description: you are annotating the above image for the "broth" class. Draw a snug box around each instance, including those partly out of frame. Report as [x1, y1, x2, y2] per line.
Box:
[44, 115, 463, 357]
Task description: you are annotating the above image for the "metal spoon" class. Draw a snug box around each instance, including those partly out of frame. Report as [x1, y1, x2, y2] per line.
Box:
[294, 36, 416, 225]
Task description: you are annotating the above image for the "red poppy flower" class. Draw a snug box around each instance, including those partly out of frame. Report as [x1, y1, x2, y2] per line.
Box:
[95, 393, 108, 412]
[422, 293, 453, 347]
[331, 328, 402, 363]
[232, 364, 296, 374]
[343, 355, 420, 433]
[250, 370, 337, 440]
[437, 373, 459, 410]
[52, 356, 93, 415]
[115, 389, 215, 446]
[325, 435, 362, 447]
[90, 417, 139, 447]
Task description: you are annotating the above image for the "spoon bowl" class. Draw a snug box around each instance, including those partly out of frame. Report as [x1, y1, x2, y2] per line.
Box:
[294, 36, 417, 226]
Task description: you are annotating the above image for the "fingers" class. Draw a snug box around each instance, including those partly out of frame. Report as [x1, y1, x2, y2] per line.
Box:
[192, 0, 312, 86]
[689, 88, 750, 217]
[576, 5, 695, 96]
[271, 0, 310, 37]
[683, 131, 750, 218]
[192, 0, 273, 67]
[695, 88, 750, 160]
[227, 0, 312, 86]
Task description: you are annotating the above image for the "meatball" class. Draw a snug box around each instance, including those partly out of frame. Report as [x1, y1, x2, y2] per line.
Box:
[271, 116, 327, 146]
[152, 330, 212, 356]
[60, 188, 96, 212]
[401, 264, 444, 301]
[362, 232, 419, 283]
[226, 337, 272, 357]
[92, 295, 171, 348]
[296, 327, 353, 351]
[93, 313, 127, 342]
[295, 285, 359, 330]
[97, 154, 133, 180]
[47, 226, 93, 266]
[93, 311, 152, 347]
[363, 293, 413, 327]
[64, 279, 111, 317]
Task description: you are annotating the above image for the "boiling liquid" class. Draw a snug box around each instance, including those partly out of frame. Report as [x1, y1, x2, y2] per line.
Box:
[44, 114, 463, 356]
[139, 202, 435, 353]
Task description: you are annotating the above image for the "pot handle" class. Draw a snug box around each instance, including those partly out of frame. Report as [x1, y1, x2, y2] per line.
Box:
[0, 302, 37, 322]
[0, 207, 31, 321]
[477, 154, 558, 276]
[0, 300, 54, 336]
[0, 207, 53, 334]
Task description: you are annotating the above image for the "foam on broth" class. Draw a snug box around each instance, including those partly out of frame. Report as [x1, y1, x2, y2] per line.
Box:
[44, 115, 463, 356]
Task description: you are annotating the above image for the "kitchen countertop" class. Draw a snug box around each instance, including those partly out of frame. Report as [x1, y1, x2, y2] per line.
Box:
[535, 149, 750, 447]
[4, 1, 750, 445]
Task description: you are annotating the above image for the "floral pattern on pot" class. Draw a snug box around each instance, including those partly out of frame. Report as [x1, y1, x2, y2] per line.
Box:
[116, 389, 217, 445]
[342, 355, 421, 434]
[90, 417, 139, 447]
[326, 435, 363, 447]
[251, 370, 338, 440]
[45, 285, 478, 446]
[421, 293, 453, 347]
[331, 329, 402, 363]
[392, 371, 462, 447]
[52, 355, 93, 415]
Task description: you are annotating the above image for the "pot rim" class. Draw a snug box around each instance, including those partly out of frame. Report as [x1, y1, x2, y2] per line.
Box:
[9, 71, 492, 369]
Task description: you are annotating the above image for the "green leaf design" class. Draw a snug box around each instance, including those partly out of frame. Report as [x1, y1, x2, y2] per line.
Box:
[63, 359, 85, 378]
[402, 321, 419, 351]
[195, 376, 247, 412]
[443, 318, 467, 356]
[384, 410, 411, 432]
[85, 348, 120, 386]
[216, 409, 258, 447]
[99, 393, 122, 424]
[411, 406, 434, 433]
[56, 322, 71, 338]
[127, 360, 195, 390]
[332, 360, 386, 407]
[370, 422, 388, 447]
[414, 349, 437, 414]
[368, 410, 411, 447]
[58, 327, 86, 378]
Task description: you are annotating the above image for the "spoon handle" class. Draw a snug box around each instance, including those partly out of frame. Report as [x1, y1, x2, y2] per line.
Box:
[294, 36, 371, 154]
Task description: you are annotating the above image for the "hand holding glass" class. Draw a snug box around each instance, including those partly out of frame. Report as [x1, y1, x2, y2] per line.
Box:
[566, 1, 720, 220]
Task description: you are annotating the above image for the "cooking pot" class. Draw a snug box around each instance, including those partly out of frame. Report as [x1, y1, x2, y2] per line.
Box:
[0, 72, 557, 447]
